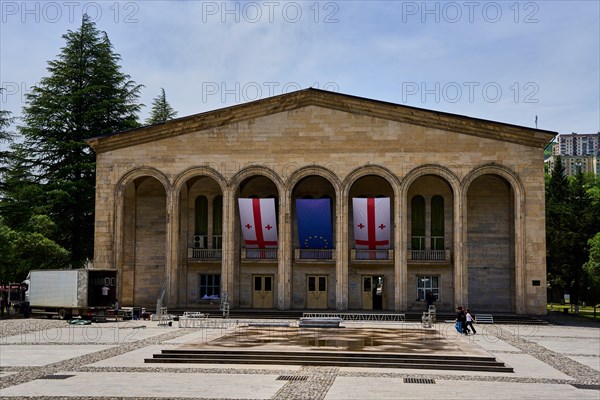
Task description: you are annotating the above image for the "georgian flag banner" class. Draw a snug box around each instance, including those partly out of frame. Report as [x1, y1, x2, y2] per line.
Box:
[352, 198, 390, 249]
[238, 198, 278, 248]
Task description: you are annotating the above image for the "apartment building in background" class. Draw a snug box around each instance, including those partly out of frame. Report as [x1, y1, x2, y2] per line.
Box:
[548, 132, 600, 176]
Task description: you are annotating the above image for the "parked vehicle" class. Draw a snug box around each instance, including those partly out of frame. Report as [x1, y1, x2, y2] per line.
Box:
[0, 283, 28, 316]
[23, 269, 117, 320]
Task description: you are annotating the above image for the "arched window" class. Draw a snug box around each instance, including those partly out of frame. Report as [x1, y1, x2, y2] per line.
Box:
[431, 195, 444, 250]
[194, 196, 208, 248]
[411, 195, 425, 250]
[212, 196, 223, 249]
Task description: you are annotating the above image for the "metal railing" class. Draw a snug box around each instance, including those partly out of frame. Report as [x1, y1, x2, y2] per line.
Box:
[242, 248, 278, 260]
[408, 249, 450, 261]
[351, 249, 394, 261]
[295, 248, 334, 260]
[302, 312, 405, 322]
[188, 248, 222, 260]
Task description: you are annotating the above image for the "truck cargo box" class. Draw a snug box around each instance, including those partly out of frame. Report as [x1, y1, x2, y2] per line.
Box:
[24, 269, 117, 319]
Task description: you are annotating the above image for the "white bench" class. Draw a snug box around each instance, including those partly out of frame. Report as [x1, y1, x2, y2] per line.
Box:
[178, 312, 210, 328]
[183, 312, 208, 318]
[475, 314, 494, 324]
[299, 317, 343, 328]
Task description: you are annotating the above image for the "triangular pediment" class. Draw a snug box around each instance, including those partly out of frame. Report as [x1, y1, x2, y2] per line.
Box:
[87, 88, 556, 153]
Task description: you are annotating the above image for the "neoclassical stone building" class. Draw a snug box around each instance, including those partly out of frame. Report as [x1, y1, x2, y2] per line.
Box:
[87, 89, 556, 315]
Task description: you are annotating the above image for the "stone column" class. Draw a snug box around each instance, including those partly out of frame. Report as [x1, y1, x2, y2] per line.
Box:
[278, 192, 291, 310]
[396, 194, 406, 311]
[120, 185, 136, 306]
[178, 189, 189, 307]
[221, 188, 236, 306]
[514, 187, 525, 314]
[113, 186, 125, 304]
[336, 191, 348, 310]
[455, 187, 466, 308]
[166, 188, 179, 308]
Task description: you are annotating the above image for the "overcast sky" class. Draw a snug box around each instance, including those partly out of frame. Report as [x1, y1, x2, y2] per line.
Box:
[1, 1, 599, 136]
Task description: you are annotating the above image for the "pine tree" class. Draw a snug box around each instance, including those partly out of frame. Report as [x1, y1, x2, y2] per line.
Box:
[15, 15, 143, 267]
[0, 101, 14, 182]
[146, 88, 177, 125]
[0, 109, 12, 145]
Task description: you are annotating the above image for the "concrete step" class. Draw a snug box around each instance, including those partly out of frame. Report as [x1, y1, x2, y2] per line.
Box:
[145, 349, 513, 373]
[170, 309, 548, 324]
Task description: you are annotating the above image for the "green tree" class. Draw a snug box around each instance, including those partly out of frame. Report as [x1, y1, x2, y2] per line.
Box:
[546, 157, 600, 308]
[0, 100, 14, 182]
[583, 232, 600, 305]
[0, 110, 12, 144]
[146, 88, 177, 125]
[0, 148, 46, 231]
[546, 156, 571, 298]
[0, 216, 70, 283]
[15, 15, 143, 267]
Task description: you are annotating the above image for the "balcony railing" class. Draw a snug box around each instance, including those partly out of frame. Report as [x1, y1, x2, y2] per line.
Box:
[294, 248, 335, 261]
[188, 248, 222, 260]
[242, 248, 278, 260]
[351, 249, 394, 261]
[408, 250, 451, 262]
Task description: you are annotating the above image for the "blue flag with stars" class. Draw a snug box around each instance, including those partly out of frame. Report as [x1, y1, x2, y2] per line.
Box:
[296, 199, 333, 249]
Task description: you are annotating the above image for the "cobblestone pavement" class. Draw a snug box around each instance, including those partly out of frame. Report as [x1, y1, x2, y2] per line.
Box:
[0, 315, 598, 399]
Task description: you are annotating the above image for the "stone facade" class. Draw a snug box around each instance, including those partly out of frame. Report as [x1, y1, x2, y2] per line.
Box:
[87, 89, 556, 315]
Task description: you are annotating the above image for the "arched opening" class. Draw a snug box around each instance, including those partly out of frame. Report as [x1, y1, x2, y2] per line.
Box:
[466, 174, 515, 312]
[291, 175, 337, 309]
[121, 176, 167, 308]
[235, 175, 280, 309]
[178, 175, 223, 308]
[347, 175, 395, 311]
[406, 175, 454, 312]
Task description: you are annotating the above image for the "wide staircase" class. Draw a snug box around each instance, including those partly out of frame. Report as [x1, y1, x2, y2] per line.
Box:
[171, 309, 549, 324]
[145, 348, 513, 372]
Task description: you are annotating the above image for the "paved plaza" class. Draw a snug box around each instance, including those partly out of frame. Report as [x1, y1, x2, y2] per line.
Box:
[0, 315, 598, 399]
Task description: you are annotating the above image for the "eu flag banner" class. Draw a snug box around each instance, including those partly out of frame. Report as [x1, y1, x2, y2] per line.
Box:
[296, 199, 333, 249]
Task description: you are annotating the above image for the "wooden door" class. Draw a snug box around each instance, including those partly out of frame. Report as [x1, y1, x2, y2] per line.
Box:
[252, 275, 274, 308]
[306, 275, 327, 309]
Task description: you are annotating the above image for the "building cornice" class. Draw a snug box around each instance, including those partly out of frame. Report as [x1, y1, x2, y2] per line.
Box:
[86, 88, 557, 153]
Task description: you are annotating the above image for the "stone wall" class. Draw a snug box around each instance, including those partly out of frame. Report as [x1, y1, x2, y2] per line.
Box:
[132, 178, 167, 307]
[90, 101, 551, 314]
[466, 175, 514, 312]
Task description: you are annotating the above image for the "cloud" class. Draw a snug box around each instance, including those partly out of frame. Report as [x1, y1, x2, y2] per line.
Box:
[1, 0, 598, 134]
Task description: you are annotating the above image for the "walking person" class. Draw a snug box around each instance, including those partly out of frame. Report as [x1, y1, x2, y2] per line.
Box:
[113, 299, 119, 322]
[454, 306, 467, 334]
[465, 308, 477, 334]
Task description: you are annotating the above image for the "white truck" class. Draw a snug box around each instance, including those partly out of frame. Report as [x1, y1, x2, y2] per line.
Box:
[23, 269, 117, 320]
